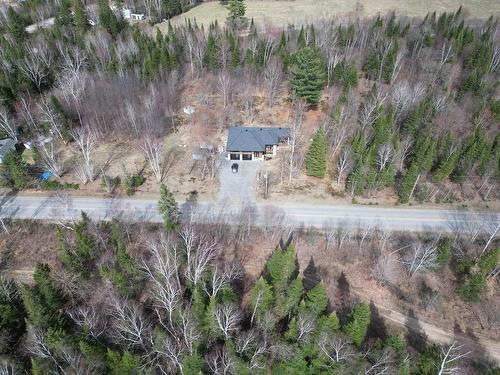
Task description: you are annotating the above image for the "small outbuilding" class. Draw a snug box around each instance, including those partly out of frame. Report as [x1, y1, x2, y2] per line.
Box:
[226, 127, 290, 161]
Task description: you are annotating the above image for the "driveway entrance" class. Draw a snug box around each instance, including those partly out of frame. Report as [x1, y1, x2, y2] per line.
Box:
[218, 159, 262, 205]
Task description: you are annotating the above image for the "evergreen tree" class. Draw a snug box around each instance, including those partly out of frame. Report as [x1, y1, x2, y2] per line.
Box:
[343, 302, 370, 347]
[204, 33, 220, 70]
[97, 0, 120, 36]
[289, 47, 326, 105]
[265, 244, 297, 293]
[306, 127, 327, 178]
[73, 0, 89, 37]
[304, 281, 328, 316]
[226, 0, 246, 29]
[6, 7, 27, 42]
[249, 277, 273, 322]
[59, 212, 96, 276]
[163, 0, 182, 19]
[158, 184, 179, 230]
[21, 264, 66, 329]
[1, 150, 29, 190]
[435, 237, 452, 269]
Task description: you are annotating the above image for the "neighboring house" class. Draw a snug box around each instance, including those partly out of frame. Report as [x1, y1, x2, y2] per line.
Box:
[0, 138, 16, 164]
[226, 127, 290, 161]
[122, 8, 146, 20]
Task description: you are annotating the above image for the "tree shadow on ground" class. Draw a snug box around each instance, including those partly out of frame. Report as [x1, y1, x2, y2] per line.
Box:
[455, 324, 498, 373]
[302, 257, 321, 293]
[405, 309, 428, 353]
[367, 300, 388, 341]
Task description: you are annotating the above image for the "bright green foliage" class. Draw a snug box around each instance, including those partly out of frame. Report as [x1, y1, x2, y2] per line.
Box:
[319, 312, 340, 331]
[289, 47, 326, 105]
[191, 285, 207, 322]
[72, 0, 89, 37]
[304, 281, 328, 316]
[398, 134, 436, 203]
[106, 350, 141, 375]
[2, 150, 29, 189]
[158, 184, 179, 230]
[386, 334, 406, 355]
[59, 212, 96, 276]
[278, 277, 303, 318]
[182, 353, 204, 375]
[343, 302, 370, 347]
[435, 237, 452, 269]
[204, 33, 220, 70]
[6, 7, 27, 42]
[266, 244, 297, 292]
[415, 344, 440, 375]
[21, 264, 66, 329]
[250, 277, 273, 321]
[227, 0, 246, 19]
[273, 356, 309, 375]
[306, 127, 327, 178]
[458, 248, 498, 301]
[453, 128, 491, 182]
[97, 0, 120, 36]
[106, 220, 143, 297]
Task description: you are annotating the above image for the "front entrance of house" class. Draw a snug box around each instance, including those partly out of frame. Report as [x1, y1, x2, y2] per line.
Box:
[228, 152, 256, 161]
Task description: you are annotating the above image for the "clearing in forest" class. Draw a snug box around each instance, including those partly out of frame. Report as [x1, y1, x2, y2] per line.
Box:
[158, 0, 500, 30]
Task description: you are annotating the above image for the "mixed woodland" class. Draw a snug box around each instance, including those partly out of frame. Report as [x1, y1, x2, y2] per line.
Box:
[0, 2, 498, 203]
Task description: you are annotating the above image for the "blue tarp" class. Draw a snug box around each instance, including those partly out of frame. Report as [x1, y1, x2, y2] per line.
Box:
[39, 171, 52, 181]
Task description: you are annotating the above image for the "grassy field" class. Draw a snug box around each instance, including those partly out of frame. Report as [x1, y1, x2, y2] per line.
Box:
[158, 0, 499, 30]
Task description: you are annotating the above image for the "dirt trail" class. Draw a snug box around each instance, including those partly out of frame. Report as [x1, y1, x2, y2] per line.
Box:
[350, 286, 500, 364]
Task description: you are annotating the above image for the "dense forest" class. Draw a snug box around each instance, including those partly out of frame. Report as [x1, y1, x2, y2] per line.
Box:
[0, 1, 498, 203]
[0, 201, 497, 374]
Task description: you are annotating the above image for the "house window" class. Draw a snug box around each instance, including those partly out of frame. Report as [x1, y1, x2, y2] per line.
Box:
[230, 153, 240, 160]
[254, 152, 261, 158]
[242, 153, 252, 161]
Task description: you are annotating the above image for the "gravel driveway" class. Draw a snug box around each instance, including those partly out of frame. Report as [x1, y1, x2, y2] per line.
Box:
[217, 160, 263, 206]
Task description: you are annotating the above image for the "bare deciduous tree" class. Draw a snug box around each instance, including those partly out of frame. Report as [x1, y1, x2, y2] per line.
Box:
[264, 59, 282, 107]
[214, 303, 241, 340]
[109, 298, 151, 349]
[376, 143, 394, 172]
[0, 109, 17, 142]
[71, 126, 98, 183]
[437, 341, 470, 375]
[318, 331, 355, 364]
[180, 225, 219, 285]
[139, 136, 165, 183]
[206, 346, 235, 375]
[401, 242, 437, 277]
[38, 140, 65, 178]
[218, 71, 232, 109]
[68, 305, 107, 340]
[336, 147, 351, 185]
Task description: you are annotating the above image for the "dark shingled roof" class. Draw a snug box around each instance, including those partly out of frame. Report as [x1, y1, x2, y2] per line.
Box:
[226, 127, 290, 152]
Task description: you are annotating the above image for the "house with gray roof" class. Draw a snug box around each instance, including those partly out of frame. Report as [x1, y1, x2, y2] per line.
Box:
[226, 127, 290, 161]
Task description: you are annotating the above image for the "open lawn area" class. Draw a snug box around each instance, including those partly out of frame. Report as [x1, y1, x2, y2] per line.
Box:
[158, 0, 500, 30]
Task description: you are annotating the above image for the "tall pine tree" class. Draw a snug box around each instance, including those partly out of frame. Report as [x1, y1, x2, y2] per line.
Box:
[306, 127, 327, 178]
[289, 47, 326, 105]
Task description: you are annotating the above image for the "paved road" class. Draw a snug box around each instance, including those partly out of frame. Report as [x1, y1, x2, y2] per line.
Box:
[1, 194, 498, 232]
